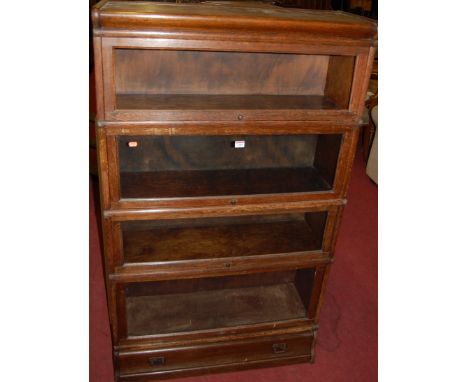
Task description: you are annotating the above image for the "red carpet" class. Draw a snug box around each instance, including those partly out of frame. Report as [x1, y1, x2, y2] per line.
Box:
[89, 147, 377, 382]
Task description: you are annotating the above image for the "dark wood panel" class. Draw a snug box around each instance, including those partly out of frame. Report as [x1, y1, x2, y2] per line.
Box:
[122, 213, 307, 231]
[125, 271, 297, 297]
[115, 49, 329, 96]
[121, 213, 326, 263]
[118, 135, 318, 172]
[126, 283, 306, 336]
[120, 167, 331, 199]
[314, 134, 342, 187]
[294, 268, 315, 310]
[116, 94, 339, 111]
[119, 333, 312, 375]
[118, 355, 312, 381]
[324, 55, 355, 109]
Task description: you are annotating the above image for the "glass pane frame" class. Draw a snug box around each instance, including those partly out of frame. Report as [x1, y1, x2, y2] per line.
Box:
[103, 127, 357, 209]
[111, 266, 329, 342]
[99, 37, 373, 122]
[106, 205, 341, 278]
[117, 134, 341, 199]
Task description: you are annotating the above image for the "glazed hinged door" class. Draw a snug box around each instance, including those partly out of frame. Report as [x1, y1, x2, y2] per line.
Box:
[106, 206, 340, 280]
[105, 130, 354, 208]
[99, 38, 374, 122]
[113, 267, 327, 342]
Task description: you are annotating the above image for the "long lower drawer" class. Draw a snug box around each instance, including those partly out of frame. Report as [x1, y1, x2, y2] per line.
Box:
[118, 332, 313, 379]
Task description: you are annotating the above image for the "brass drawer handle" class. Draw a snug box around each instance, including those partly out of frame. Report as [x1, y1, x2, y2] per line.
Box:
[148, 356, 165, 366]
[272, 343, 287, 354]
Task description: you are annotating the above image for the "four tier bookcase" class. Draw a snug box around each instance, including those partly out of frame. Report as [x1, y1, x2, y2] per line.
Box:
[92, 1, 377, 380]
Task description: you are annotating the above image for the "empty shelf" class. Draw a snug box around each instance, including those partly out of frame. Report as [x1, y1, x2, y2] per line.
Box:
[126, 283, 306, 336]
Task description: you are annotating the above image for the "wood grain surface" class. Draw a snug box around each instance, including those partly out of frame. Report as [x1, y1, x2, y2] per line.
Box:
[92, 1, 377, 379]
[126, 283, 306, 336]
[121, 212, 327, 263]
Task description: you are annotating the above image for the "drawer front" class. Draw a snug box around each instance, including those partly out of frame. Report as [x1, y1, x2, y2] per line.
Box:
[119, 333, 312, 375]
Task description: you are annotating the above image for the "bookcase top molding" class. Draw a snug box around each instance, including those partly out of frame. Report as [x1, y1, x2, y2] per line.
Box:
[92, 0, 377, 41]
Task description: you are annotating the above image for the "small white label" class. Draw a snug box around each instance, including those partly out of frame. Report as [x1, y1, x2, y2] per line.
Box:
[234, 140, 245, 148]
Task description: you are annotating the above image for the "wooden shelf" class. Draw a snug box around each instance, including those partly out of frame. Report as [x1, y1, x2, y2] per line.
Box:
[116, 94, 339, 111]
[122, 214, 325, 264]
[126, 283, 306, 336]
[120, 167, 331, 199]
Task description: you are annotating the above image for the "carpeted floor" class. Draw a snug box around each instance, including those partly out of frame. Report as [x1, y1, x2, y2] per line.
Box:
[89, 147, 377, 382]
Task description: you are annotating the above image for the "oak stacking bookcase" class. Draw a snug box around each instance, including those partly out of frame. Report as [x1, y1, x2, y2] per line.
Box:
[92, 1, 377, 380]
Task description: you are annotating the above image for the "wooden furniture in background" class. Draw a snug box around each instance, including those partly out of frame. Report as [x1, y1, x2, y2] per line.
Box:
[362, 56, 378, 161]
[92, 1, 376, 380]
